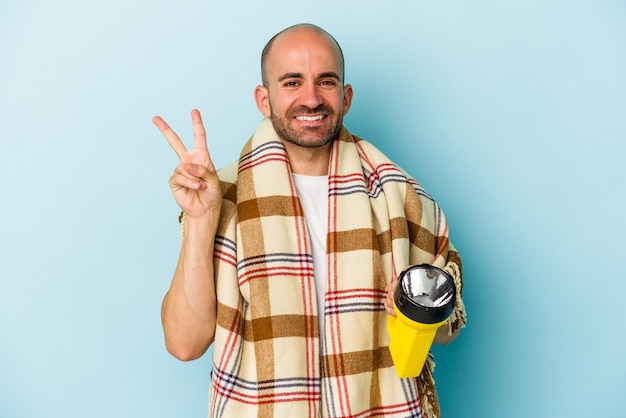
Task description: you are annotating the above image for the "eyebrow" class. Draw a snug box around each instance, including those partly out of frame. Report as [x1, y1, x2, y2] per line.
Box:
[278, 73, 302, 82]
[277, 71, 342, 82]
[320, 72, 342, 81]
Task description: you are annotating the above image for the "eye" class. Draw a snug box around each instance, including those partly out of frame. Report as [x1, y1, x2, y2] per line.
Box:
[283, 80, 299, 87]
[320, 79, 337, 86]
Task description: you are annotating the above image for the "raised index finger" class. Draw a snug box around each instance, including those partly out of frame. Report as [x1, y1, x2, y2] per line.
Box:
[152, 115, 188, 163]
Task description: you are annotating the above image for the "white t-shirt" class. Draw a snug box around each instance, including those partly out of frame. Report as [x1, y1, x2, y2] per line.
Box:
[292, 174, 328, 349]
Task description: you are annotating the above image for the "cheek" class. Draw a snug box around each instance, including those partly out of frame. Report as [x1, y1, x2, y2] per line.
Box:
[269, 95, 290, 114]
[325, 92, 345, 109]
[279, 101, 305, 119]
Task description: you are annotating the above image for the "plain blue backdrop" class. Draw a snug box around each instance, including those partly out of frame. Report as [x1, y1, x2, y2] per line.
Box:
[1, 1, 625, 417]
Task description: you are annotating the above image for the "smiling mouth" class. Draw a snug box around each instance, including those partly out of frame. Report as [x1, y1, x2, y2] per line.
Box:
[295, 115, 325, 121]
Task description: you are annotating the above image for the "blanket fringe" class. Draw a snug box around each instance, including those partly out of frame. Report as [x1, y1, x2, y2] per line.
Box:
[418, 354, 440, 418]
[443, 261, 467, 335]
[179, 212, 186, 240]
[417, 259, 466, 418]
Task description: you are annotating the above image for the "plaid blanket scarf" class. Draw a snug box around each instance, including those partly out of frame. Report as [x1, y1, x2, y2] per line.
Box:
[199, 118, 466, 418]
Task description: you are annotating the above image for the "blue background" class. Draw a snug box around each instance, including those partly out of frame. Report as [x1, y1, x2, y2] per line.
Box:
[1, 1, 625, 417]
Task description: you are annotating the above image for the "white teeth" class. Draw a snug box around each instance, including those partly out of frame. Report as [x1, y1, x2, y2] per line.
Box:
[296, 115, 324, 121]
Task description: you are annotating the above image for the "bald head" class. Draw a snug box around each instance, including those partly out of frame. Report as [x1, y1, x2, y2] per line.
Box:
[261, 24, 345, 87]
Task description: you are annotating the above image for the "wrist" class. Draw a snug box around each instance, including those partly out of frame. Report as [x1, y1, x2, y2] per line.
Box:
[179, 209, 220, 242]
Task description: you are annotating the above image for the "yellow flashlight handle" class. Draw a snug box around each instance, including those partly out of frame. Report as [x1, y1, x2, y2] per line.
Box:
[387, 302, 446, 378]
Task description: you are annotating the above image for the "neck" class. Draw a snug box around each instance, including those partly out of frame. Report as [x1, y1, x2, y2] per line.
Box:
[283, 141, 331, 175]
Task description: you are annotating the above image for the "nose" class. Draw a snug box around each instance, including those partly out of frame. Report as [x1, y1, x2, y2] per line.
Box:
[300, 83, 323, 109]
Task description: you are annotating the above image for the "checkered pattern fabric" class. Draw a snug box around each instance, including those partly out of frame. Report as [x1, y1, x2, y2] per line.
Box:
[200, 119, 466, 418]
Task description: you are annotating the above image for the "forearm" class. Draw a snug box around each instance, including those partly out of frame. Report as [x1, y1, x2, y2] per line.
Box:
[161, 212, 219, 361]
[433, 319, 461, 345]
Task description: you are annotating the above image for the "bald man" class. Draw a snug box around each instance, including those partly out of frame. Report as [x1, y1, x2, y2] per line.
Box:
[154, 23, 466, 418]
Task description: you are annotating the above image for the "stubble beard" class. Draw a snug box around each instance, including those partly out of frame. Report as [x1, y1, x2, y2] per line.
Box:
[270, 104, 344, 149]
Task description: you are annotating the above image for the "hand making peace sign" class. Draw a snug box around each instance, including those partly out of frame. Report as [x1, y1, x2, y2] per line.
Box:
[152, 109, 222, 219]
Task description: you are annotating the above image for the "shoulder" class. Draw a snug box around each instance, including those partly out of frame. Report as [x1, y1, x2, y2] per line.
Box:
[345, 130, 438, 205]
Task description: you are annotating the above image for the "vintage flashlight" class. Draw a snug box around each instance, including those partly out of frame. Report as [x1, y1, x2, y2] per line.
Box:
[387, 264, 457, 378]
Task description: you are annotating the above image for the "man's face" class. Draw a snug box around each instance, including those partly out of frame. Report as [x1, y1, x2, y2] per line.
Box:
[256, 29, 353, 148]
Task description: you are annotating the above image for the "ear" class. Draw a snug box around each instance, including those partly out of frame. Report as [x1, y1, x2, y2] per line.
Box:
[342, 84, 354, 115]
[254, 85, 271, 117]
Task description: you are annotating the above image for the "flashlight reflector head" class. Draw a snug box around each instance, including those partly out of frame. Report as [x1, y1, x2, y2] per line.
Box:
[393, 264, 457, 324]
